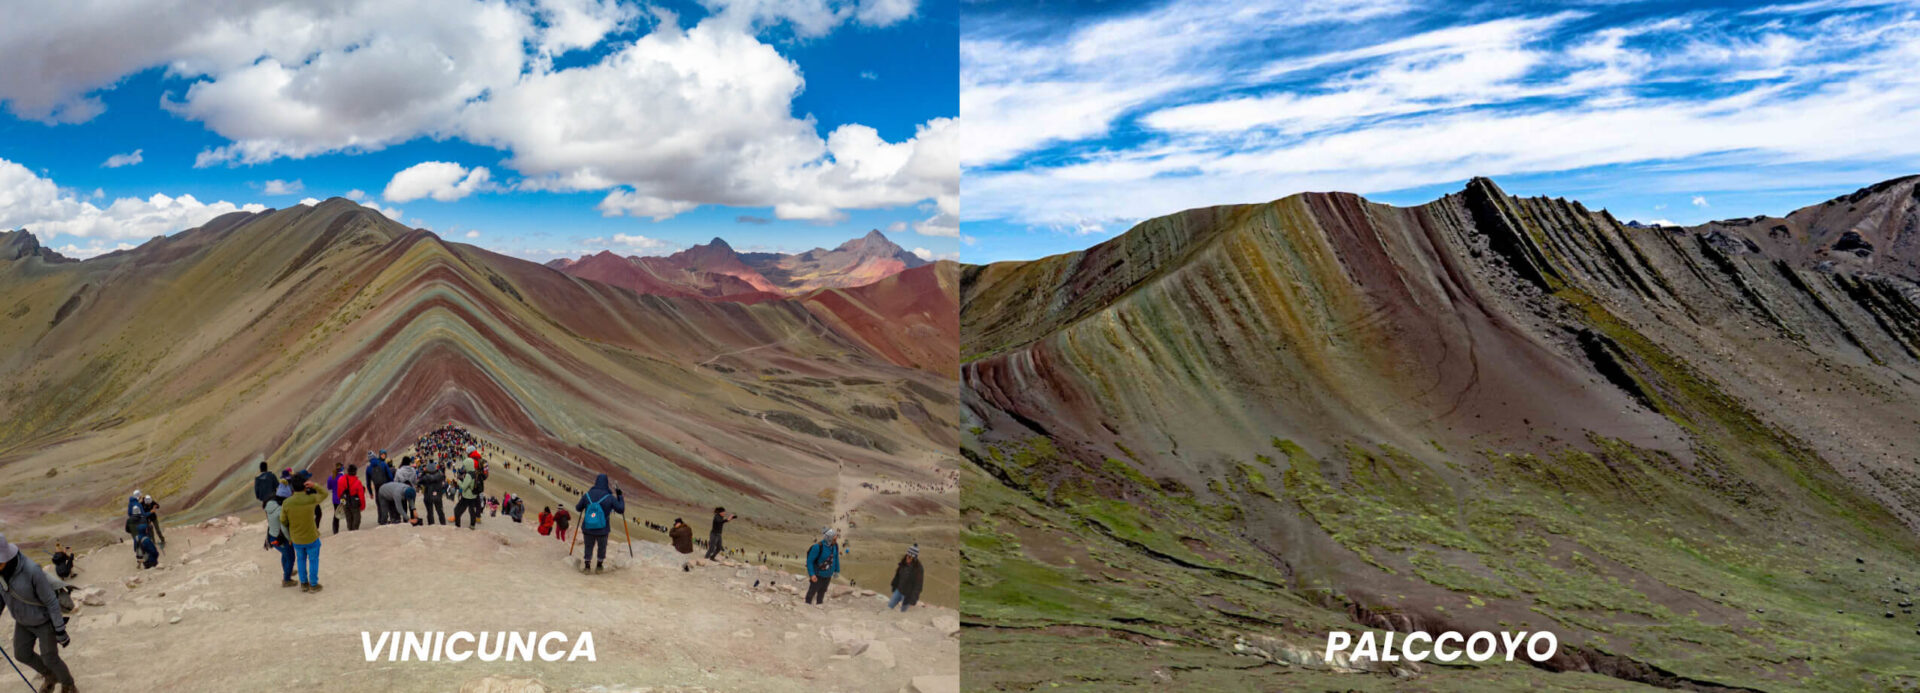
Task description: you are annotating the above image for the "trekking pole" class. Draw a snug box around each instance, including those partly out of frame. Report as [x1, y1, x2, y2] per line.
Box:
[621, 512, 633, 557]
[567, 523, 579, 557]
[0, 643, 32, 691]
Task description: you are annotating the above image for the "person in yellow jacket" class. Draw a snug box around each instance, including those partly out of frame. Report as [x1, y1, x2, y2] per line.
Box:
[280, 479, 326, 593]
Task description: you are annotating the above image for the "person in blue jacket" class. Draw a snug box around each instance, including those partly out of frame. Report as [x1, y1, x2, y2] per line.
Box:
[574, 474, 626, 574]
[805, 528, 841, 605]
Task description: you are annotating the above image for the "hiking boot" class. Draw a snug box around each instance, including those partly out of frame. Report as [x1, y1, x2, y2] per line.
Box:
[282, 579, 298, 588]
[300, 584, 312, 593]
[37, 676, 55, 693]
[58, 684, 77, 693]
[594, 563, 604, 574]
[310, 583, 324, 592]
[580, 562, 592, 575]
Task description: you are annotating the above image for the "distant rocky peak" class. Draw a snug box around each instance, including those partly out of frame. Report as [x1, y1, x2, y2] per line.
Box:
[837, 229, 897, 253]
[2, 229, 75, 263]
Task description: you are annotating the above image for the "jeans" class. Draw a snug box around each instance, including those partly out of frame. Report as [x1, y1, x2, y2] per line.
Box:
[887, 590, 912, 611]
[12, 622, 74, 688]
[583, 533, 609, 564]
[274, 541, 295, 581]
[294, 540, 320, 585]
[806, 574, 832, 604]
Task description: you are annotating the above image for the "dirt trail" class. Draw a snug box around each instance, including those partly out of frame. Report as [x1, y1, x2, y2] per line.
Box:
[54, 514, 959, 692]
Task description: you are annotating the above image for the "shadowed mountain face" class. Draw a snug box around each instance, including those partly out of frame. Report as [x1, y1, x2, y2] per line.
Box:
[552, 230, 929, 300]
[960, 177, 1920, 690]
[0, 200, 959, 576]
[1, 229, 73, 263]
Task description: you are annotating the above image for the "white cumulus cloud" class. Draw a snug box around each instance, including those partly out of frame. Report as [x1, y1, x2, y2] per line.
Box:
[384, 162, 494, 203]
[0, 0, 949, 232]
[0, 156, 265, 242]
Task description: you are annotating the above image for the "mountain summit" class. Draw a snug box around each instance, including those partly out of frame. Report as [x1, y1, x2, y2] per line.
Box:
[962, 175, 1920, 690]
[553, 229, 929, 298]
[0, 200, 959, 578]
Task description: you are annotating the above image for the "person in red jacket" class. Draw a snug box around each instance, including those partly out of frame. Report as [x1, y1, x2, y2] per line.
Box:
[337, 464, 367, 531]
[537, 507, 554, 536]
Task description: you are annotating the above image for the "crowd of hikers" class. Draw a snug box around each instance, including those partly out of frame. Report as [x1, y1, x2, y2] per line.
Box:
[0, 424, 933, 693]
[247, 424, 511, 593]
[109, 423, 927, 612]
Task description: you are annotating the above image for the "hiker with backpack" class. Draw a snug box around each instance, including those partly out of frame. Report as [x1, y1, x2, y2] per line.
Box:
[887, 546, 924, 612]
[280, 479, 326, 592]
[264, 486, 297, 587]
[141, 495, 166, 550]
[805, 529, 841, 605]
[338, 464, 367, 531]
[420, 459, 448, 526]
[327, 463, 345, 534]
[670, 518, 694, 570]
[0, 533, 78, 693]
[705, 507, 736, 561]
[574, 474, 626, 574]
[253, 461, 278, 508]
[454, 468, 483, 529]
[553, 508, 571, 542]
[365, 452, 395, 525]
[49, 546, 75, 580]
[126, 493, 159, 569]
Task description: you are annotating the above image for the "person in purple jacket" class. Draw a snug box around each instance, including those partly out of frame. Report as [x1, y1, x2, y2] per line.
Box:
[326, 462, 345, 534]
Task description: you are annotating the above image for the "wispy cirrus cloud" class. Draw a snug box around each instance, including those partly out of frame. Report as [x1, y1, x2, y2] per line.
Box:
[964, 0, 1920, 260]
[101, 149, 142, 168]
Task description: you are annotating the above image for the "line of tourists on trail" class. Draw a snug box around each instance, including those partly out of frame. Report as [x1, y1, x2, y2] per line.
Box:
[650, 506, 925, 613]
[123, 490, 164, 570]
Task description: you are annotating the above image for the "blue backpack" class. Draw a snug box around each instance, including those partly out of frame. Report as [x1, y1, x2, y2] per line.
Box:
[581, 493, 608, 532]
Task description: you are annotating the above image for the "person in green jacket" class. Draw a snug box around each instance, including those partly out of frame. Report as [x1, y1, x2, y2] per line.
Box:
[454, 470, 481, 529]
[280, 480, 326, 592]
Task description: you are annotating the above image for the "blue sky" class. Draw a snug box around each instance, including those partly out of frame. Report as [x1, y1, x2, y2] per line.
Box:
[962, 0, 1920, 263]
[0, 0, 958, 262]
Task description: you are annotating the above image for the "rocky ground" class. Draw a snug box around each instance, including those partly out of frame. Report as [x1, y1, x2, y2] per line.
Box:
[52, 514, 958, 692]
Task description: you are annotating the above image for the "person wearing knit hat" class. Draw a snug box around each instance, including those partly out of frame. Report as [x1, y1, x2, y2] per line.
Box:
[804, 528, 841, 606]
[887, 544, 924, 612]
[1, 532, 79, 692]
[264, 485, 298, 588]
[140, 494, 167, 552]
